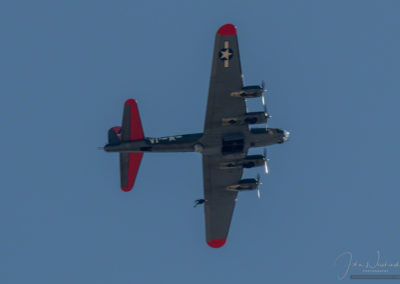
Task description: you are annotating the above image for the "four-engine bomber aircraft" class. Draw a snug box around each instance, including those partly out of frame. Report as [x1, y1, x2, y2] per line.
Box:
[104, 24, 289, 248]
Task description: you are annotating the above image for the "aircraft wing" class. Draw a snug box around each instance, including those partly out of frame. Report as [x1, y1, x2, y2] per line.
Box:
[203, 24, 247, 135]
[203, 155, 244, 248]
[201, 24, 250, 248]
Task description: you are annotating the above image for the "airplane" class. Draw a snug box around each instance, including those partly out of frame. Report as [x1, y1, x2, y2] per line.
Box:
[104, 23, 290, 248]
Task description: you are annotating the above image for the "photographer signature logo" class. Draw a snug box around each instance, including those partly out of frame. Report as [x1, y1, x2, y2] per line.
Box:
[335, 250, 400, 280]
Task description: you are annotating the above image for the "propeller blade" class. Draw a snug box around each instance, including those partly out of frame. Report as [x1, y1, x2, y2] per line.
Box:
[263, 148, 269, 174]
[256, 173, 262, 199]
[261, 91, 270, 118]
[260, 81, 270, 127]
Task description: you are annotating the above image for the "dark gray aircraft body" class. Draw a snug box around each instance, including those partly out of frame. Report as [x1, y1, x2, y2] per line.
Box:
[105, 24, 289, 248]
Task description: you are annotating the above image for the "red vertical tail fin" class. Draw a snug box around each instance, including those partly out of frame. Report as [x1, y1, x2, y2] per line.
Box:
[119, 99, 144, 192]
[108, 126, 121, 145]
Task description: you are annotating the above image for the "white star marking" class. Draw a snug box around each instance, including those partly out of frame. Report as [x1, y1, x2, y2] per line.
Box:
[220, 49, 232, 60]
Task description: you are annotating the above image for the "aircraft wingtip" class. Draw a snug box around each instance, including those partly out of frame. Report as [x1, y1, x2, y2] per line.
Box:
[217, 24, 236, 36]
[207, 238, 227, 248]
[124, 99, 137, 105]
[121, 186, 132, 192]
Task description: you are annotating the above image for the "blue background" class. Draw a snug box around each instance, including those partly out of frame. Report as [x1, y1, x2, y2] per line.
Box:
[1, 1, 399, 283]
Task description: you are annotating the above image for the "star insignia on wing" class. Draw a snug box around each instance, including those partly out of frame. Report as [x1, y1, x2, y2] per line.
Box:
[218, 48, 233, 61]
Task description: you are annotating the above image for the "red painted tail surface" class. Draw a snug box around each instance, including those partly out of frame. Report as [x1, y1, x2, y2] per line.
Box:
[108, 126, 121, 145]
[120, 99, 145, 192]
[120, 152, 143, 192]
[121, 99, 144, 142]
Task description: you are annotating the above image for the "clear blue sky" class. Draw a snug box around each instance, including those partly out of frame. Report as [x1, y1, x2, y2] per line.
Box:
[1, 1, 400, 283]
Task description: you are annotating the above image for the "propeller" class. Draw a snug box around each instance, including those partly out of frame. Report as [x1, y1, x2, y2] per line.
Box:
[256, 173, 262, 199]
[263, 148, 270, 174]
[261, 80, 265, 90]
[260, 81, 270, 120]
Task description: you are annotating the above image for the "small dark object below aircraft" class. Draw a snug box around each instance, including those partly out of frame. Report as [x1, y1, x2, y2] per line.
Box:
[104, 24, 289, 248]
[194, 199, 205, 208]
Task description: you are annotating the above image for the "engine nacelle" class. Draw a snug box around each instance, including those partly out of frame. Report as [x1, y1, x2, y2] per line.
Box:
[220, 155, 265, 169]
[226, 178, 259, 191]
[230, 85, 265, 98]
[222, 112, 268, 126]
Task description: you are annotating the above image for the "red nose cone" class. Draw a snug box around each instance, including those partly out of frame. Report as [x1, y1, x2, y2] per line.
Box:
[207, 238, 227, 248]
[217, 24, 236, 36]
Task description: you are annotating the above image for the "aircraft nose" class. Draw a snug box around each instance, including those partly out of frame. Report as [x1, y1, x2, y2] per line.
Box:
[283, 130, 290, 141]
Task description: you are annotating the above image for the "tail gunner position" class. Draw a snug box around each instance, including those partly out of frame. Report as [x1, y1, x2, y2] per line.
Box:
[104, 24, 289, 248]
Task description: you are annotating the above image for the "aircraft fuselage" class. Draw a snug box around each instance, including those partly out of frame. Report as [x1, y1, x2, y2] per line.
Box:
[104, 127, 289, 155]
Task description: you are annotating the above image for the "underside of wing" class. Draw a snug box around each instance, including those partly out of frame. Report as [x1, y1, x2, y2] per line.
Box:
[201, 24, 249, 248]
[204, 24, 248, 136]
[202, 155, 244, 248]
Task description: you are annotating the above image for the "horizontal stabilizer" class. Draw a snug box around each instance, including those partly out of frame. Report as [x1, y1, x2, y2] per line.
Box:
[121, 99, 144, 141]
[120, 152, 143, 192]
[119, 99, 144, 192]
